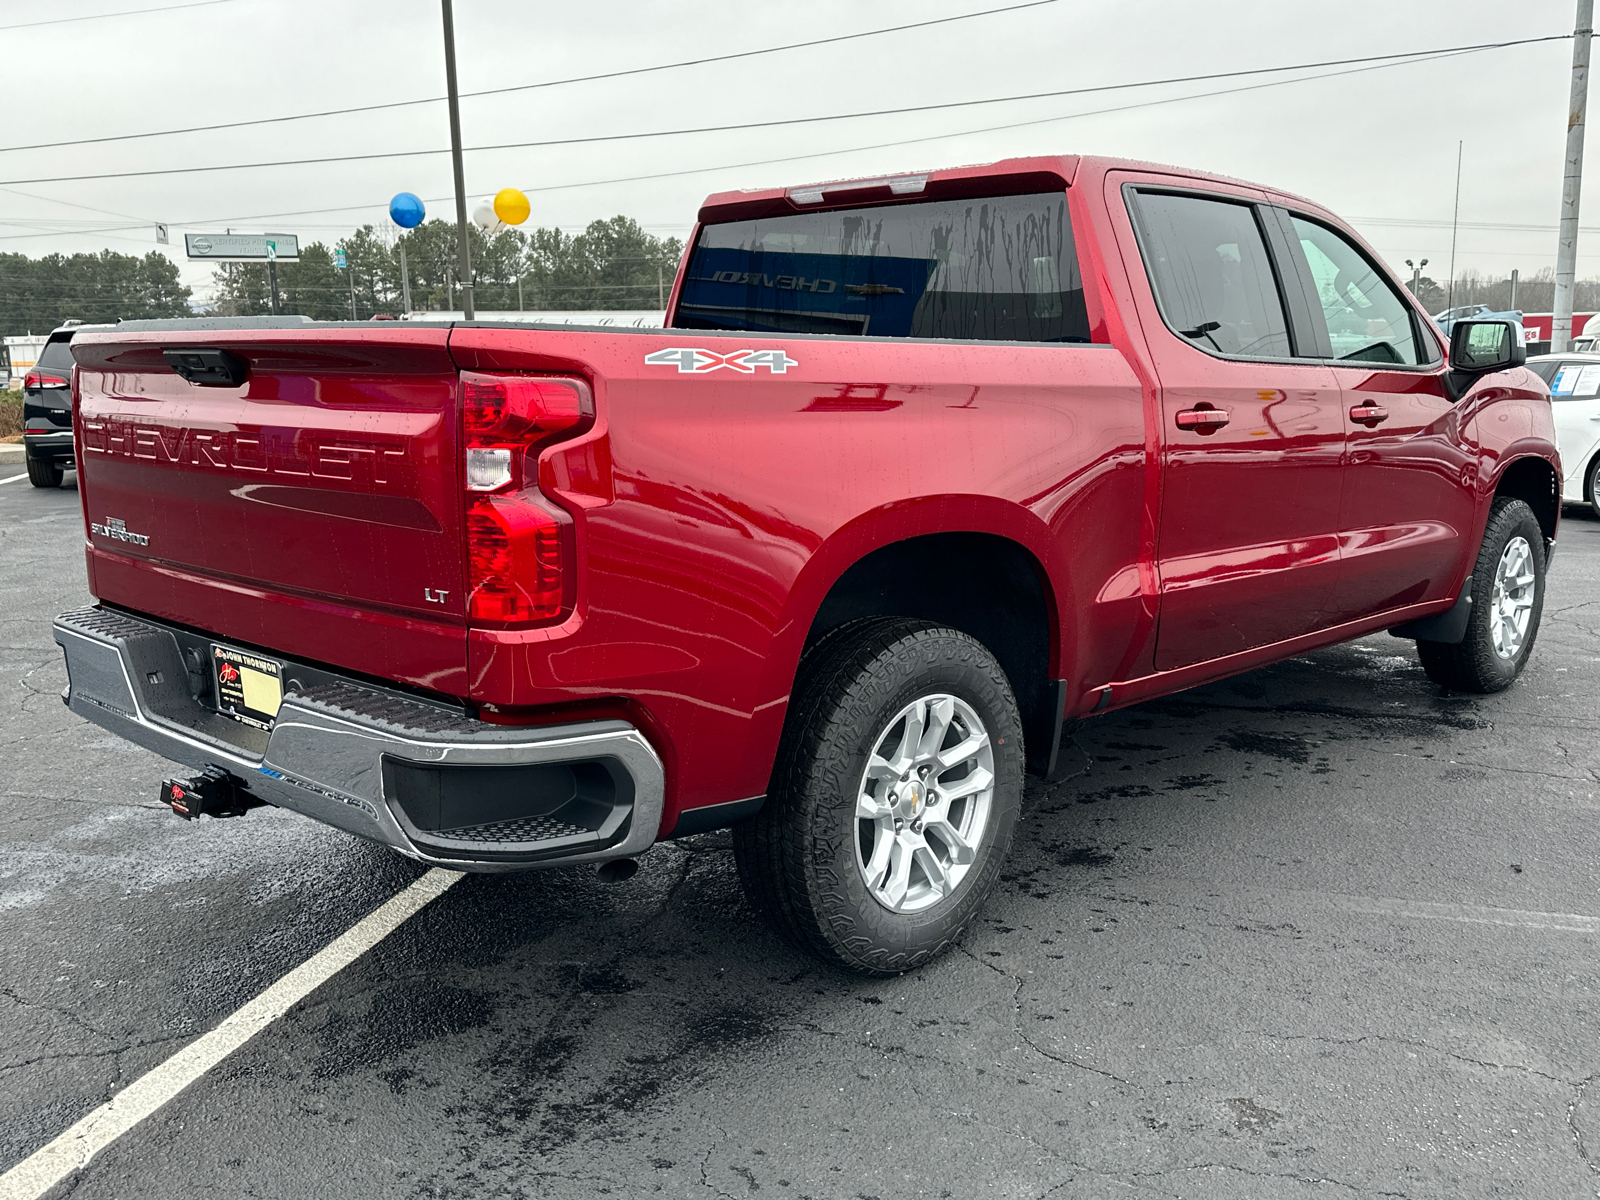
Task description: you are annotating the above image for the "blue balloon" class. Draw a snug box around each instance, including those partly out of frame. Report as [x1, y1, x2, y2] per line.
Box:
[389, 192, 425, 229]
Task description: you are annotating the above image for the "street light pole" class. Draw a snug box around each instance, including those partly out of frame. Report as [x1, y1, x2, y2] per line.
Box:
[441, 0, 475, 321]
[1555, 0, 1594, 353]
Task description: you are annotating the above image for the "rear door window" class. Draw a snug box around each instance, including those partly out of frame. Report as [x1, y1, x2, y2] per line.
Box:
[1129, 191, 1294, 359]
[675, 192, 1090, 343]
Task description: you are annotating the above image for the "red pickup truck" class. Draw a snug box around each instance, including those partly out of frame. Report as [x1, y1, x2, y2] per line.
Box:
[54, 155, 1558, 974]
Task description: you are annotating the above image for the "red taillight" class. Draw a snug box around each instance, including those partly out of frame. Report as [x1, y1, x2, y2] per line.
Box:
[460, 372, 591, 626]
[463, 373, 584, 444]
[25, 371, 67, 390]
[466, 495, 565, 622]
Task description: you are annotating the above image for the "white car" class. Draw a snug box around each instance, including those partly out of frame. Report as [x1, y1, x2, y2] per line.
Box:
[1528, 352, 1600, 516]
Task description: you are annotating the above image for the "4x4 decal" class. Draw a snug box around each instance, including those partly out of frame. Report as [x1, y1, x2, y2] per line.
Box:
[644, 347, 798, 374]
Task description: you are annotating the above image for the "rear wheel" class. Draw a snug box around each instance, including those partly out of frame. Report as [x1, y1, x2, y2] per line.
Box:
[25, 455, 63, 488]
[732, 619, 1023, 975]
[1588, 455, 1600, 521]
[1416, 497, 1545, 693]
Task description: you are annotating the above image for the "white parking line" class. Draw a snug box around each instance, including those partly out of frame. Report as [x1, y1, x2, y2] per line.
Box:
[0, 867, 462, 1200]
[0, 474, 28, 486]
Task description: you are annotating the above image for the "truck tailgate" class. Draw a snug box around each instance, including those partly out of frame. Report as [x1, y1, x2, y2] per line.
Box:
[72, 325, 468, 696]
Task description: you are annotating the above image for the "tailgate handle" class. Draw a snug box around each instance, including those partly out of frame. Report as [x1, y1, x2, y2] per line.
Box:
[164, 348, 249, 387]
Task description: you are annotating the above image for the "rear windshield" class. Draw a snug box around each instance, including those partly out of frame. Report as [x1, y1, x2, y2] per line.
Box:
[675, 192, 1091, 343]
[37, 335, 74, 372]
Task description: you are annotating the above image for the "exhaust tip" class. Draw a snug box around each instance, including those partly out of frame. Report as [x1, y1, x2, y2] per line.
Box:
[595, 858, 639, 884]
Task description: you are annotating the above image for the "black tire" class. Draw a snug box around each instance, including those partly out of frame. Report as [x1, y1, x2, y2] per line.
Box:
[25, 455, 63, 488]
[732, 618, 1024, 975]
[1416, 497, 1546, 693]
[1588, 455, 1600, 522]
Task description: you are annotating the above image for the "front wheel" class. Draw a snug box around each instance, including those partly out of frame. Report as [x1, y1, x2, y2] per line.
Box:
[732, 619, 1023, 975]
[1416, 497, 1546, 693]
[1587, 455, 1600, 521]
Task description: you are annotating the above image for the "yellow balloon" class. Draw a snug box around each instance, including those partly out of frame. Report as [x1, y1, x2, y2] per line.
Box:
[493, 187, 530, 226]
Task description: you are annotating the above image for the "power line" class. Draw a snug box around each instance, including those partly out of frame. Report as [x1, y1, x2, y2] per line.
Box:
[0, 35, 1568, 248]
[175, 41, 1545, 227]
[0, 0, 1058, 155]
[0, 0, 241, 33]
[0, 34, 1569, 188]
[0, 185, 152, 225]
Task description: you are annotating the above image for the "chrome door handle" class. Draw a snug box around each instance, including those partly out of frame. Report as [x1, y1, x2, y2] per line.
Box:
[1175, 407, 1230, 433]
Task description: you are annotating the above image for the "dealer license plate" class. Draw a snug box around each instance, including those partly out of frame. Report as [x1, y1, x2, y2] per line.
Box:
[211, 644, 284, 731]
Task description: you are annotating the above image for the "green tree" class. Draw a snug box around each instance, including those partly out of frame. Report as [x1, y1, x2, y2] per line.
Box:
[211, 243, 351, 319]
[0, 250, 191, 335]
[1405, 275, 1446, 312]
[203, 214, 683, 319]
[522, 217, 681, 310]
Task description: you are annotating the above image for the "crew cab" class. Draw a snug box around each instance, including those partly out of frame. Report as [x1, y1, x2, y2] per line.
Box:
[54, 156, 1559, 974]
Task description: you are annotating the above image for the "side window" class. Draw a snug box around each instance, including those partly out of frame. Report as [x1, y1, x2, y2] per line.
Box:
[1549, 361, 1600, 398]
[1290, 217, 1432, 366]
[1527, 358, 1561, 385]
[1130, 191, 1293, 359]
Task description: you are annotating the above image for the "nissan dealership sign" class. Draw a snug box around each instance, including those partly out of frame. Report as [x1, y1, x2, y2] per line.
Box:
[183, 233, 300, 262]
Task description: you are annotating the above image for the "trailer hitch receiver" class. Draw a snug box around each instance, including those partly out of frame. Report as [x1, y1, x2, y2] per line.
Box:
[161, 767, 260, 819]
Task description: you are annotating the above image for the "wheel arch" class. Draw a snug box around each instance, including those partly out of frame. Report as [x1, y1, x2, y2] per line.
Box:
[748, 497, 1068, 784]
[1490, 450, 1561, 545]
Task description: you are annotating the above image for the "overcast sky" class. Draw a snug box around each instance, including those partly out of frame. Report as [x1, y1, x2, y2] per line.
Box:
[1, 0, 1591, 302]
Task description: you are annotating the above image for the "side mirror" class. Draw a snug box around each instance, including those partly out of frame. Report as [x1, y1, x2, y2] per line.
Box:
[1445, 319, 1525, 401]
[1450, 319, 1526, 374]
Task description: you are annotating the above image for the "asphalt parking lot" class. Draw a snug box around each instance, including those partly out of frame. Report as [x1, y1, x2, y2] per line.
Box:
[3, 469, 1600, 1200]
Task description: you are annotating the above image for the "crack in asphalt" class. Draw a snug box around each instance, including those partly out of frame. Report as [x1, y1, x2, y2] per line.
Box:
[1441, 757, 1594, 784]
[1247, 1031, 1575, 1086]
[1, 984, 118, 1042]
[1128, 1161, 1411, 1196]
[0, 1032, 190, 1074]
[698, 1129, 738, 1199]
[954, 944, 1132, 1084]
[1569, 1074, 1599, 1178]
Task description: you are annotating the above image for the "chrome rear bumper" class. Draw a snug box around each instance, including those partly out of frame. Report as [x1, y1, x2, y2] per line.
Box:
[52, 606, 665, 872]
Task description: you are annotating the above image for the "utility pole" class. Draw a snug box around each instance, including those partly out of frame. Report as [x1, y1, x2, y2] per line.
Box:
[1447, 142, 1463, 316]
[1510, 268, 1520, 311]
[658, 262, 664, 309]
[441, 0, 475, 320]
[1555, 0, 1594, 353]
[348, 263, 357, 321]
[517, 276, 524, 311]
[399, 240, 412, 314]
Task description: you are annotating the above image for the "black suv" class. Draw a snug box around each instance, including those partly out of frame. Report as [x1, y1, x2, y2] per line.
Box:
[24, 324, 77, 488]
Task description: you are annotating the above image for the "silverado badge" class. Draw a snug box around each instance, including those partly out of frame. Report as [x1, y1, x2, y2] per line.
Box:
[89, 516, 150, 546]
